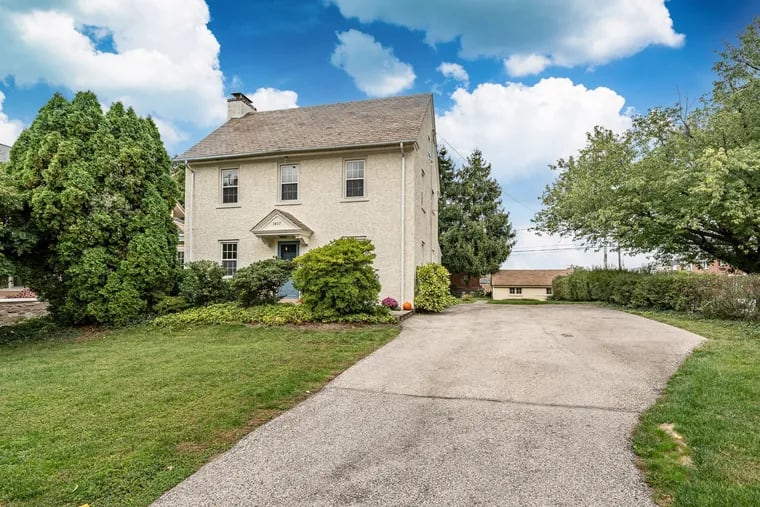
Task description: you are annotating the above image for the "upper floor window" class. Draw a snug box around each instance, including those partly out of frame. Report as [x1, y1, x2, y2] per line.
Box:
[280, 164, 299, 201]
[221, 242, 238, 277]
[221, 168, 238, 204]
[345, 160, 365, 198]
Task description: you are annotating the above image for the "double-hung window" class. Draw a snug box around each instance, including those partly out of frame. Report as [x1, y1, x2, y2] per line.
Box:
[221, 168, 238, 204]
[221, 242, 238, 277]
[345, 160, 365, 198]
[280, 164, 299, 201]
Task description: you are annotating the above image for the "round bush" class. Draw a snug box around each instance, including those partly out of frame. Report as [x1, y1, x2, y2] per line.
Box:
[414, 263, 458, 312]
[230, 258, 293, 307]
[292, 238, 381, 319]
[179, 260, 231, 306]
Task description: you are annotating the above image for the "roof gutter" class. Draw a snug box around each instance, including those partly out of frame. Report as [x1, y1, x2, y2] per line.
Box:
[178, 140, 417, 164]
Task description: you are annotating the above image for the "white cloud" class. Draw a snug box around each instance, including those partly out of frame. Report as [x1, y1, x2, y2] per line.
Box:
[329, 0, 684, 74]
[331, 29, 415, 97]
[248, 88, 299, 111]
[0, 0, 226, 141]
[437, 62, 469, 87]
[504, 54, 552, 77]
[0, 91, 24, 146]
[436, 77, 632, 181]
[151, 117, 188, 151]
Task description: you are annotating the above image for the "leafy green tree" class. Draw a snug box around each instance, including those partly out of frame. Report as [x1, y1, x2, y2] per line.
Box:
[0, 91, 179, 324]
[292, 237, 381, 319]
[171, 160, 186, 206]
[534, 19, 760, 274]
[438, 148, 516, 284]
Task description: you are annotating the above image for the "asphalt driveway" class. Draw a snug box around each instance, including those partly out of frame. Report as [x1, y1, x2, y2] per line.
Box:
[154, 303, 704, 506]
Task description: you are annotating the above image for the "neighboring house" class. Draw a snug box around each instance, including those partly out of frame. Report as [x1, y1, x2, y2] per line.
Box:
[1, 142, 18, 293]
[172, 203, 185, 267]
[673, 260, 740, 275]
[178, 93, 440, 302]
[0, 143, 10, 163]
[450, 272, 493, 296]
[492, 269, 572, 301]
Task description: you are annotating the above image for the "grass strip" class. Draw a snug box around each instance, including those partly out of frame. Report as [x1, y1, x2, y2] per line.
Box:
[628, 310, 760, 506]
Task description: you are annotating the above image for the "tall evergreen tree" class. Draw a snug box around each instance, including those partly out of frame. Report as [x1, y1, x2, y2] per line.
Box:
[0, 91, 179, 324]
[438, 148, 516, 284]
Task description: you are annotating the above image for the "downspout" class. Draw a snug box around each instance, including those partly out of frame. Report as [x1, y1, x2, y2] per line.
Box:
[400, 142, 406, 303]
[185, 161, 195, 262]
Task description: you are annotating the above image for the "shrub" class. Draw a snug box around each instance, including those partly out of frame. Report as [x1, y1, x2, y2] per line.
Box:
[179, 260, 231, 306]
[552, 275, 571, 300]
[292, 238, 381, 319]
[701, 275, 760, 320]
[230, 258, 293, 307]
[551, 268, 759, 321]
[606, 271, 644, 305]
[319, 305, 395, 324]
[154, 295, 190, 315]
[152, 302, 395, 329]
[414, 263, 458, 312]
[381, 297, 399, 310]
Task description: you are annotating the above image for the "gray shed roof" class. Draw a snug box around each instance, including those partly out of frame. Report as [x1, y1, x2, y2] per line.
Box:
[180, 94, 432, 161]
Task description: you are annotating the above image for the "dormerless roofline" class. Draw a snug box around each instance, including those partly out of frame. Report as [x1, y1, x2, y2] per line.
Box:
[179, 140, 418, 163]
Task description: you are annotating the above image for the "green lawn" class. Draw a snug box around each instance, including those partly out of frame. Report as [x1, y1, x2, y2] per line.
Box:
[630, 311, 760, 506]
[0, 320, 399, 506]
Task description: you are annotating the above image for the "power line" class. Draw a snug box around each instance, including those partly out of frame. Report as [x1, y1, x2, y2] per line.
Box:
[437, 135, 539, 214]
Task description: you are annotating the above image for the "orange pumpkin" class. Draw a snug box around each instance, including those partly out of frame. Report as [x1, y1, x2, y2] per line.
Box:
[402, 301, 412, 311]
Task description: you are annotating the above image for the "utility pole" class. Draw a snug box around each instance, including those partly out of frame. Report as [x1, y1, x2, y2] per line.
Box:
[603, 244, 608, 269]
[617, 244, 622, 270]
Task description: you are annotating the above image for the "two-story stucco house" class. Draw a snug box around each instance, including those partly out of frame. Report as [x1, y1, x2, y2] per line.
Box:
[179, 93, 440, 303]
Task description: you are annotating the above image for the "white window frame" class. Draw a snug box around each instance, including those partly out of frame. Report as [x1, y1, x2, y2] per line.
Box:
[344, 159, 365, 198]
[546, 287, 552, 295]
[220, 241, 238, 277]
[220, 168, 239, 205]
[509, 287, 522, 295]
[279, 163, 299, 201]
[177, 250, 185, 267]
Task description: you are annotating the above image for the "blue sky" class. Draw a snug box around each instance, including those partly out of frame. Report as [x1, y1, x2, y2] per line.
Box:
[0, 1, 756, 269]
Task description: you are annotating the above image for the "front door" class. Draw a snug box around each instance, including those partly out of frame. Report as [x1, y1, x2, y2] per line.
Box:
[278, 241, 300, 299]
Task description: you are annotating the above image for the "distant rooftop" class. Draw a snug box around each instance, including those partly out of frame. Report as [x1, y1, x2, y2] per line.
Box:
[492, 269, 573, 287]
[0, 143, 10, 163]
[180, 94, 433, 161]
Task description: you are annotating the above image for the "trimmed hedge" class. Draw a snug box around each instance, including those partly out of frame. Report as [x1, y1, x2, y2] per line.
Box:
[552, 269, 759, 320]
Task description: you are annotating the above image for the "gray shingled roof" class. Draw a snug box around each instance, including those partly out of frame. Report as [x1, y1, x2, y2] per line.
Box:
[0, 143, 10, 163]
[180, 94, 432, 161]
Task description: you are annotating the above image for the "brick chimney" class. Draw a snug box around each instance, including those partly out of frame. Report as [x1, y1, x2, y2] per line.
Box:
[227, 92, 256, 120]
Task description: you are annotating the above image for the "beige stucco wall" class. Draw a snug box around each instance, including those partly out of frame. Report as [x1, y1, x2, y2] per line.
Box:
[411, 100, 440, 268]
[492, 286, 552, 301]
[186, 125, 438, 304]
